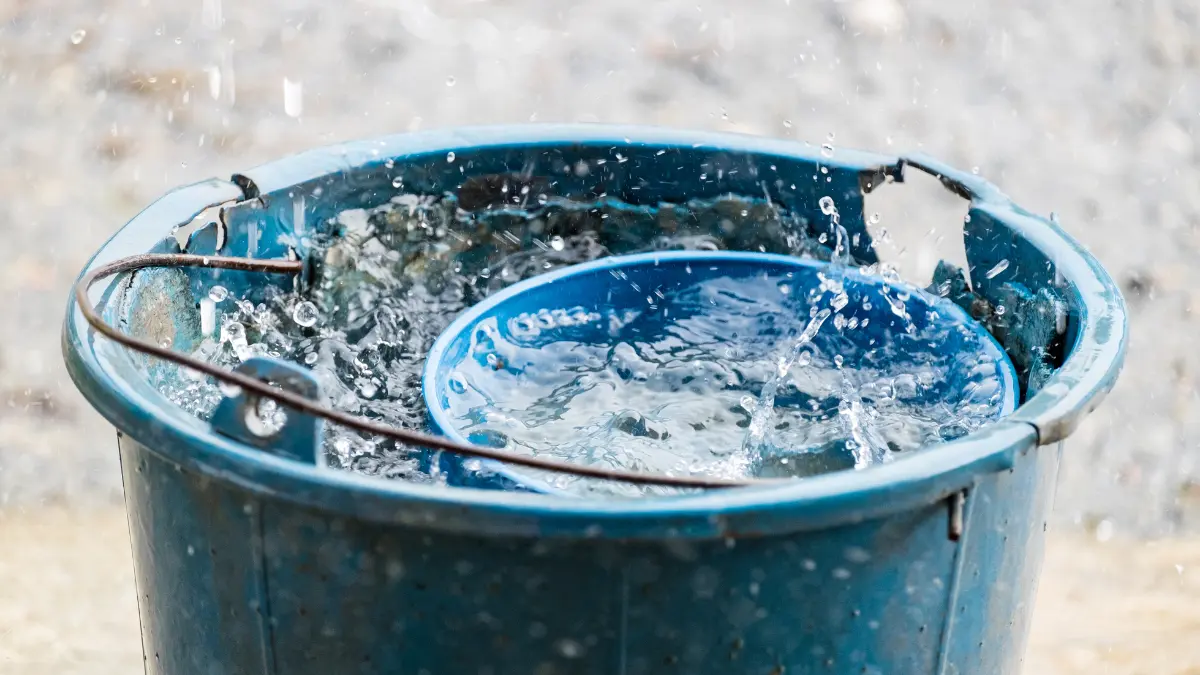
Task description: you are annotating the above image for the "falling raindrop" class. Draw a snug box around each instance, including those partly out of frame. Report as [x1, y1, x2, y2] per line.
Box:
[202, 0, 224, 29]
[283, 78, 303, 118]
[556, 639, 584, 659]
[205, 66, 221, 100]
[985, 260, 1010, 279]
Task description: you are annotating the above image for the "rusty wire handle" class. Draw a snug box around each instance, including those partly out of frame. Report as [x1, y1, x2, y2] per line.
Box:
[74, 253, 772, 489]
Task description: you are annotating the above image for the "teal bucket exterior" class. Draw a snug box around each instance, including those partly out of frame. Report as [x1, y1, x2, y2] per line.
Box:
[63, 125, 1126, 674]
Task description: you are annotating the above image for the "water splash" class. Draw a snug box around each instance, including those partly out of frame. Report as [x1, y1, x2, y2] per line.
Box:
[156, 191, 1005, 491]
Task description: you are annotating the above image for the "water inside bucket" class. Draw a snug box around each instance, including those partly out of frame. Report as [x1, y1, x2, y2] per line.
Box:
[157, 191, 1012, 490]
[430, 252, 1012, 497]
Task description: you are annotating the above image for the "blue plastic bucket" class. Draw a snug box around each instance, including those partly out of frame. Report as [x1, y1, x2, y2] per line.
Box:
[64, 125, 1126, 674]
[424, 249, 1020, 495]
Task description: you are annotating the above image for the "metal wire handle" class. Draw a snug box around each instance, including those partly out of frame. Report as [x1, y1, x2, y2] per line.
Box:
[74, 253, 778, 489]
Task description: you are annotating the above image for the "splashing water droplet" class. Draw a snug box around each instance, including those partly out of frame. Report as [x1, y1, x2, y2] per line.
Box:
[221, 320, 245, 344]
[446, 151, 456, 163]
[445, 76, 456, 87]
[867, 213, 881, 225]
[819, 196, 837, 216]
[549, 235, 565, 251]
[782, 119, 793, 128]
[292, 301, 319, 327]
[70, 29, 87, 45]
[209, 286, 229, 302]
[304, 352, 318, 365]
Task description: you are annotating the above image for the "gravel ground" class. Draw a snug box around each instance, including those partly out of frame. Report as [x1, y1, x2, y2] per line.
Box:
[0, 2, 1197, 530]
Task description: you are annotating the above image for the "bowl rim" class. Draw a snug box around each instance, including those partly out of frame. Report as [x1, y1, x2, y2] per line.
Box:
[421, 249, 1021, 496]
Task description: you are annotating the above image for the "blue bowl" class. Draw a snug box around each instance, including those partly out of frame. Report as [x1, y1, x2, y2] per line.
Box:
[423, 250, 1019, 494]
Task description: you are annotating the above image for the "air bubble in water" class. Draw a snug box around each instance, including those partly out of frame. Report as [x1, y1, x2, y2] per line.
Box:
[70, 29, 87, 45]
[819, 196, 837, 216]
[549, 235, 565, 251]
[209, 286, 229, 302]
[292, 301, 319, 327]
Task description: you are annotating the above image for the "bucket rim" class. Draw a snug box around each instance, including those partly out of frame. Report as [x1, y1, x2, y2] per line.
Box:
[421, 248, 1021, 496]
[62, 124, 1125, 538]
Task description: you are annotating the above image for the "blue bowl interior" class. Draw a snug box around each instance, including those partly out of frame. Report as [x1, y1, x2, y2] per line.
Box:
[424, 250, 1019, 493]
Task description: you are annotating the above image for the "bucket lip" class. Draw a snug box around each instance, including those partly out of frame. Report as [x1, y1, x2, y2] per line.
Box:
[62, 124, 1124, 537]
[421, 249, 1021, 495]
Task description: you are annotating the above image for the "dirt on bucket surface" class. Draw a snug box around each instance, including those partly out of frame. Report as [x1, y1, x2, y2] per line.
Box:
[1, 506, 1197, 675]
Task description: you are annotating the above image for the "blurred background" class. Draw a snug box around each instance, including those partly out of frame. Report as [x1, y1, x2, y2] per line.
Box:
[1, 0, 1197, 672]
